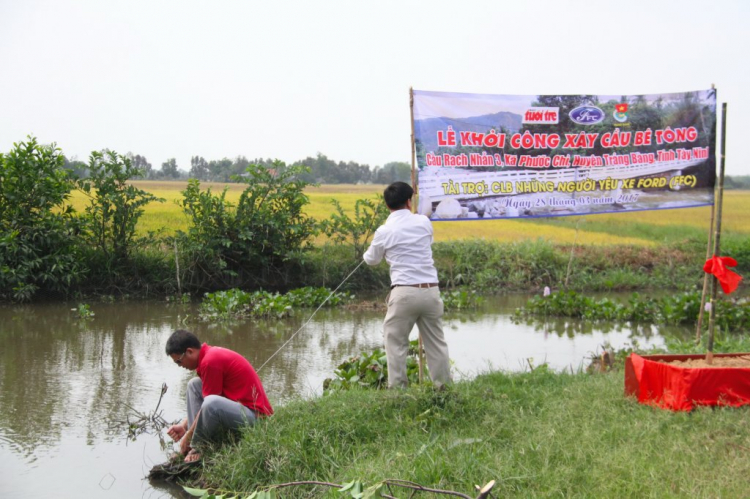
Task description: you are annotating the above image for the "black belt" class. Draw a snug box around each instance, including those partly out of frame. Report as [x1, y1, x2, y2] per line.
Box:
[391, 283, 439, 289]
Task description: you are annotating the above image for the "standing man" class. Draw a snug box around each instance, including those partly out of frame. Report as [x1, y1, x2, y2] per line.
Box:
[363, 182, 452, 389]
[165, 330, 273, 462]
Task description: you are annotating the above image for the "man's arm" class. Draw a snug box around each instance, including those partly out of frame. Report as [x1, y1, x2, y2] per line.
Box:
[179, 411, 200, 454]
[363, 229, 385, 266]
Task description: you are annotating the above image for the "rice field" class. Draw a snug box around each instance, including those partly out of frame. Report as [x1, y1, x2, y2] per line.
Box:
[65, 181, 750, 246]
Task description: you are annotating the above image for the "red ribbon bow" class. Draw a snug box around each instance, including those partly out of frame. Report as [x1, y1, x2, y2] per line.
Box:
[703, 256, 743, 294]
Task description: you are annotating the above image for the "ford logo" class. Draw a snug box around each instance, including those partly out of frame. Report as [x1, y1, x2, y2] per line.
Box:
[569, 105, 605, 125]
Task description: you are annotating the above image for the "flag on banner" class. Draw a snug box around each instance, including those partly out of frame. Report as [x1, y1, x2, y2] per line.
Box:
[412, 89, 717, 221]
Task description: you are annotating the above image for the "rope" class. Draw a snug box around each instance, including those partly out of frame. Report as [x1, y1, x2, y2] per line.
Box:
[256, 259, 366, 373]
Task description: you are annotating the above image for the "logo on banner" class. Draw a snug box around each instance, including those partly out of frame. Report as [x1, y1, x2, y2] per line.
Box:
[523, 107, 559, 124]
[569, 105, 605, 125]
[613, 103, 629, 123]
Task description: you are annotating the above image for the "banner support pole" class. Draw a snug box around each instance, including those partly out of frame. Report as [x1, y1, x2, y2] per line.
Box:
[696, 200, 715, 343]
[706, 102, 727, 365]
[696, 83, 717, 344]
[409, 86, 425, 384]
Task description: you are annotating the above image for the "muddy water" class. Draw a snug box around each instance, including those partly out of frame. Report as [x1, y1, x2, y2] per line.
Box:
[0, 296, 674, 498]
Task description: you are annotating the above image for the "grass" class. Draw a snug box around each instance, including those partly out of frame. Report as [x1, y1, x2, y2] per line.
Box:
[197, 367, 750, 498]
[64, 181, 750, 246]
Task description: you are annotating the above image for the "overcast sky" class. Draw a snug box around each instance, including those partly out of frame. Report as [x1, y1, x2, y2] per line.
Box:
[1, 0, 749, 175]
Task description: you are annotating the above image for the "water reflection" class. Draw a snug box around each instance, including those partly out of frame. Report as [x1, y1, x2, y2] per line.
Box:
[0, 296, 674, 498]
[513, 315, 666, 339]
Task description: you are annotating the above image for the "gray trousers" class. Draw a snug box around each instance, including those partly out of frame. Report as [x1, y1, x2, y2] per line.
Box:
[187, 377, 257, 448]
[383, 286, 452, 388]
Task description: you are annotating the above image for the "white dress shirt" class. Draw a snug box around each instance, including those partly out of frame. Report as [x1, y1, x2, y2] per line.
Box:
[363, 209, 439, 285]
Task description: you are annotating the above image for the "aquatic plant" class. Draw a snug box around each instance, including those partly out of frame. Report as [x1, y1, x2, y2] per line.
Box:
[323, 340, 427, 392]
[72, 303, 95, 320]
[199, 287, 352, 321]
[441, 288, 484, 311]
[515, 290, 750, 332]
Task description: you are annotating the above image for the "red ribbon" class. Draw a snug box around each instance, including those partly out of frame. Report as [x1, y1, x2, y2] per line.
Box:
[703, 256, 743, 294]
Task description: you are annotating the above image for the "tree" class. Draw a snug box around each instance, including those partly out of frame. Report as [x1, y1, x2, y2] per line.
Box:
[160, 158, 179, 179]
[208, 158, 233, 182]
[189, 156, 209, 180]
[63, 155, 89, 178]
[372, 161, 411, 184]
[127, 153, 153, 179]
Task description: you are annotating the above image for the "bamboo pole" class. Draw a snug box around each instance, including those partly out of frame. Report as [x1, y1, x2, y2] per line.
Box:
[410, 87, 418, 201]
[706, 102, 728, 365]
[695, 84, 718, 344]
[409, 87, 425, 383]
[695, 201, 715, 343]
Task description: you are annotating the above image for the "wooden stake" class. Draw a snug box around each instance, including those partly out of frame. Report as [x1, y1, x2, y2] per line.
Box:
[706, 102, 728, 365]
[409, 87, 424, 383]
[174, 240, 181, 296]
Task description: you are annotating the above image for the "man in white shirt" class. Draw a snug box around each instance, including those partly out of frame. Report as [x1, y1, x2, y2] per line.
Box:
[363, 182, 451, 388]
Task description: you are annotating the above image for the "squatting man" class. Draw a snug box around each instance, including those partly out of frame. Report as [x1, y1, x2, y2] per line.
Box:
[165, 330, 273, 463]
[363, 181, 452, 388]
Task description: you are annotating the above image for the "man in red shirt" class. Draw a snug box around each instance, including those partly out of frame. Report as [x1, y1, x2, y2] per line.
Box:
[165, 330, 273, 463]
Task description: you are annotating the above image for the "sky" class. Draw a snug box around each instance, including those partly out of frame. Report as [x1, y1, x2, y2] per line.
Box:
[1, 0, 749, 175]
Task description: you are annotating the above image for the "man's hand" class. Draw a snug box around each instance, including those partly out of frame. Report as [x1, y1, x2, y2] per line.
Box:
[166, 420, 187, 442]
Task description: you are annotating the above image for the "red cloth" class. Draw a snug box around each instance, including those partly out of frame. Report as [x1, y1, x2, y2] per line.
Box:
[703, 256, 742, 294]
[197, 343, 273, 416]
[628, 353, 750, 411]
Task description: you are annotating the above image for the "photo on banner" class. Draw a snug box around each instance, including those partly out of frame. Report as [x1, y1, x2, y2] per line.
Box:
[412, 89, 717, 220]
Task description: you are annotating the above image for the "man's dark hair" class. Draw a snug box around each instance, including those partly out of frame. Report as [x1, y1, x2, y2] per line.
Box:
[165, 329, 202, 356]
[383, 181, 413, 210]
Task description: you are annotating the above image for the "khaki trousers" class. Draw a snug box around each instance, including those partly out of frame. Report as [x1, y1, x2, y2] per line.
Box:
[383, 286, 452, 388]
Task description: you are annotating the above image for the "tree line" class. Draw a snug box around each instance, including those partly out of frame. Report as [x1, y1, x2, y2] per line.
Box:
[64, 152, 411, 185]
[1, 137, 392, 302]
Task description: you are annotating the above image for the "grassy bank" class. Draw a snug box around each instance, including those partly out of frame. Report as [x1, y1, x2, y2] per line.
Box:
[19, 180, 750, 299]
[195, 367, 750, 498]
[311, 237, 741, 294]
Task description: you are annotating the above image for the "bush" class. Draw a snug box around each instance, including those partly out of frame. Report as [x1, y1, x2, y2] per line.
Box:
[77, 150, 164, 263]
[320, 196, 389, 259]
[175, 162, 319, 291]
[0, 137, 85, 300]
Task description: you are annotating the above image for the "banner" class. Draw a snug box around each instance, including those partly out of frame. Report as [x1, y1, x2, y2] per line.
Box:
[412, 89, 716, 220]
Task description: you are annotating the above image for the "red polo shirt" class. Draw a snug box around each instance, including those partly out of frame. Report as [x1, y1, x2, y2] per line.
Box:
[196, 343, 273, 416]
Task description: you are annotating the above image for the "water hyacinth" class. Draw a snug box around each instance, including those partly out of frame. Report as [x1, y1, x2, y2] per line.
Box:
[515, 290, 750, 332]
[199, 287, 353, 320]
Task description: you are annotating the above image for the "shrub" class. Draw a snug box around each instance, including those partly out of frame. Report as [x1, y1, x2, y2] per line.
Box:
[77, 150, 164, 263]
[0, 137, 84, 300]
[175, 162, 319, 291]
[320, 196, 389, 259]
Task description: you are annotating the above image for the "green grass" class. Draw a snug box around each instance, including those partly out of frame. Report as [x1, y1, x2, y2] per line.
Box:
[197, 368, 750, 498]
